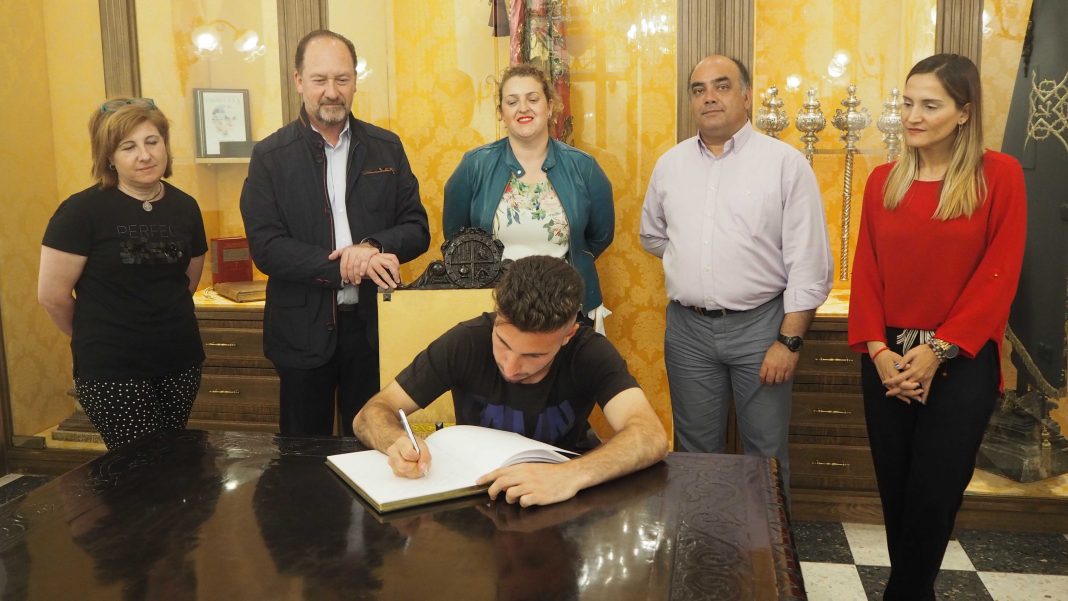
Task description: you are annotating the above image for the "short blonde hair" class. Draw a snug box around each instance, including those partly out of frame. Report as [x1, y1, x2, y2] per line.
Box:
[90, 98, 173, 188]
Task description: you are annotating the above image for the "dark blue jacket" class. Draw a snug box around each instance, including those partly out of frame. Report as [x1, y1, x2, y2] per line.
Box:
[443, 137, 614, 311]
[240, 109, 430, 368]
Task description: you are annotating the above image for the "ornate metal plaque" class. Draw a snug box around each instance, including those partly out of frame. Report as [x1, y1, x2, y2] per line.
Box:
[401, 227, 508, 290]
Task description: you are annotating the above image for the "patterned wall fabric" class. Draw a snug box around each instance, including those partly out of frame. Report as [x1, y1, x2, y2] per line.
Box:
[0, 1, 105, 435]
[509, 0, 574, 143]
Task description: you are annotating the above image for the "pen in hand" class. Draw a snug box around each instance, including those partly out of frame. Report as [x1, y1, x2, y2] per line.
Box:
[399, 409, 428, 477]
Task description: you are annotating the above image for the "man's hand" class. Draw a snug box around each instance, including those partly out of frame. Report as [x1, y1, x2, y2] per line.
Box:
[328, 243, 379, 284]
[365, 252, 401, 289]
[477, 463, 582, 508]
[385, 435, 431, 479]
[759, 341, 800, 385]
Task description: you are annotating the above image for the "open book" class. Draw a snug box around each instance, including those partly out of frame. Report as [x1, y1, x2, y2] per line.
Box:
[327, 425, 575, 513]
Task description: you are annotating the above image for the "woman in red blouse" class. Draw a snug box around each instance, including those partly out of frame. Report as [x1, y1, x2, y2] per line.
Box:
[848, 54, 1026, 600]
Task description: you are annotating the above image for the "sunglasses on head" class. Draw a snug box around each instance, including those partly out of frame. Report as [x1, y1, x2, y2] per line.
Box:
[99, 98, 157, 114]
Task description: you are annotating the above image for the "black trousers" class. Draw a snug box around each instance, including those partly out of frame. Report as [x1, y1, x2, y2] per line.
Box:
[274, 309, 379, 437]
[862, 330, 999, 601]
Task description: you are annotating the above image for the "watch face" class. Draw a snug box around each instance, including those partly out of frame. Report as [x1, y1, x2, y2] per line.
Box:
[945, 344, 959, 359]
[779, 335, 803, 352]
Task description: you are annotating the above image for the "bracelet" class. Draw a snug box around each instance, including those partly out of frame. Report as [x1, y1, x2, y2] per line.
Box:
[870, 346, 890, 360]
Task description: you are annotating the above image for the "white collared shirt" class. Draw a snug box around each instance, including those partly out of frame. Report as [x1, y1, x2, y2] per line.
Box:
[640, 122, 832, 313]
[313, 122, 359, 305]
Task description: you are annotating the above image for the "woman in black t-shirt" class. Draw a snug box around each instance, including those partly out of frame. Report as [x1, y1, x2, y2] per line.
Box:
[38, 98, 207, 449]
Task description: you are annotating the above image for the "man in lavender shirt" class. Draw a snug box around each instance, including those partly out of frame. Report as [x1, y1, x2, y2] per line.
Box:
[640, 55, 832, 495]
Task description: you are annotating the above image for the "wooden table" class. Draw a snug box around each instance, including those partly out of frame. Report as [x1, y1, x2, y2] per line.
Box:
[0, 430, 805, 600]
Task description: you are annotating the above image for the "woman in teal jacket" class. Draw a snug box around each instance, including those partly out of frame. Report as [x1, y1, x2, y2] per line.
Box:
[444, 64, 614, 325]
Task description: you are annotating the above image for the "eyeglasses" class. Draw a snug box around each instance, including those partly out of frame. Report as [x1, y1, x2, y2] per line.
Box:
[99, 98, 157, 114]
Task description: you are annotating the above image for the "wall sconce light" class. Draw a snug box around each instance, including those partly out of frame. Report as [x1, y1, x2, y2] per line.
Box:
[356, 56, 373, 82]
[827, 50, 850, 79]
[191, 20, 266, 62]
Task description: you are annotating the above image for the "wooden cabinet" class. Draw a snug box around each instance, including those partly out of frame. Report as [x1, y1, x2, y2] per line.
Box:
[790, 316, 877, 493]
[192, 299, 278, 433]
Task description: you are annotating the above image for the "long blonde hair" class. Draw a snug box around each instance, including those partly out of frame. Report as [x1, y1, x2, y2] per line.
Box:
[883, 54, 987, 220]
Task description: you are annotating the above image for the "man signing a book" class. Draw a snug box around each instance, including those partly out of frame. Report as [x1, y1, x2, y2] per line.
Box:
[354, 256, 668, 507]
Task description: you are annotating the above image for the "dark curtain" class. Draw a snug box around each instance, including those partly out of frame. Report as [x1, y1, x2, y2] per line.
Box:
[1002, 0, 1068, 391]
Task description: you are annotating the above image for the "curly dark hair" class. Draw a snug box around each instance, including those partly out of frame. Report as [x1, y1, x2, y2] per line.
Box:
[494, 256, 583, 332]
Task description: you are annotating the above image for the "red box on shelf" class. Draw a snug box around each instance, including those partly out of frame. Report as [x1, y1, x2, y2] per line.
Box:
[210, 236, 253, 284]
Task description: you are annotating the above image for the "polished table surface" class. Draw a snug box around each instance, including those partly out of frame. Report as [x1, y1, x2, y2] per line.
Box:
[0, 430, 804, 600]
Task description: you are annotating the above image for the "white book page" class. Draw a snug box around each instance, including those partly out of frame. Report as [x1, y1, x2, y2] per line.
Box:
[328, 448, 478, 506]
[327, 426, 573, 506]
[425, 425, 573, 475]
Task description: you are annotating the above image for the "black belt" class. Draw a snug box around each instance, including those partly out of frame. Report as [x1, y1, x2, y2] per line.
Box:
[337, 304, 358, 312]
[674, 300, 745, 318]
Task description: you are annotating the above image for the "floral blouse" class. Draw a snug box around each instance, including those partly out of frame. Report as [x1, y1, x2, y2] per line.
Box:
[493, 174, 570, 261]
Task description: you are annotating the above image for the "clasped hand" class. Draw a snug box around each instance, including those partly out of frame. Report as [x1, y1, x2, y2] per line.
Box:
[875, 345, 939, 404]
[328, 243, 400, 289]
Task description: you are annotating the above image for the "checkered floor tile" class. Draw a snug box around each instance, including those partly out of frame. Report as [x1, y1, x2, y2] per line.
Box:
[795, 521, 1068, 600]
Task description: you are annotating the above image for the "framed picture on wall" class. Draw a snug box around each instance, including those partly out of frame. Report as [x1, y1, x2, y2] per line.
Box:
[194, 88, 252, 157]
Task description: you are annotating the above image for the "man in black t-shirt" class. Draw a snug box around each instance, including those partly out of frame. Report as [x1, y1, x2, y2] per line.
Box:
[354, 256, 668, 508]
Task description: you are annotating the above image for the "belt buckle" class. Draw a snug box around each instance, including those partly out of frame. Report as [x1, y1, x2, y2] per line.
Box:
[692, 305, 727, 318]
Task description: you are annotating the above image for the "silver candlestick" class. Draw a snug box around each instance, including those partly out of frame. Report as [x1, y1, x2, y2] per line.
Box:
[877, 87, 904, 163]
[795, 87, 826, 164]
[831, 84, 871, 281]
[755, 86, 789, 139]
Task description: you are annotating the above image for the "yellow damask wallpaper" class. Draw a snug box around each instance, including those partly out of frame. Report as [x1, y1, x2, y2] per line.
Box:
[982, 0, 1033, 153]
[0, 0, 105, 436]
[333, 0, 678, 438]
[753, 0, 936, 288]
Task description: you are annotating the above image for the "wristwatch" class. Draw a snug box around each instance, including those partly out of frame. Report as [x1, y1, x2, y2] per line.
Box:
[928, 338, 959, 363]
[360, 237, 383, 252]
[777, 334, 803, 352]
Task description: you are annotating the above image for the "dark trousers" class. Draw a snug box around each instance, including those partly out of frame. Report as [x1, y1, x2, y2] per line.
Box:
[274, 309, 379, 437]
[862, 331, 999, 601]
